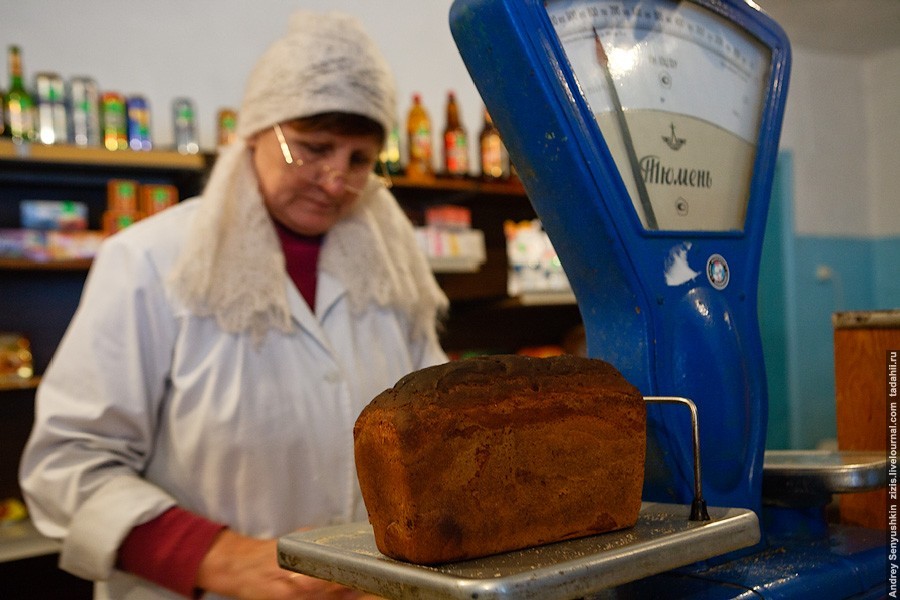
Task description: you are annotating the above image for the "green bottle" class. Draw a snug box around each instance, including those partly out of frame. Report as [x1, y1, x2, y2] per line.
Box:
[1, 88, 7, 137]
[6, 45, 36, 143]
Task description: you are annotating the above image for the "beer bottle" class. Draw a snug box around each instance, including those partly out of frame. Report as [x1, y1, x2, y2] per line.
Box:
[442, 91, 468, 177]
[6, 46, 36, 143]
[1, 88, 6, 137]
[379, 122, 402, 175]
[479, 107, 509, 181]
[405, 94, 433, 180]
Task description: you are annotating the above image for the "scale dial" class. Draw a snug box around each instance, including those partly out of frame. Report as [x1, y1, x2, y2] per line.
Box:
[546, 0, 772, 231]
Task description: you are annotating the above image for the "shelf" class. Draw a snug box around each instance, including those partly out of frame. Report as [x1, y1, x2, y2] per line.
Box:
[0, 139, 206, 171]
[391, 175, 525, 197]
[0, 257, 92, 271]
[511, 291, 578, 306]
[0, 519, 60, 563]
[0, 377, 40, 392]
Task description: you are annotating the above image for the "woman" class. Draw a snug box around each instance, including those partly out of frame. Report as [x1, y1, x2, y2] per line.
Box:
[19, 11, 447, 599]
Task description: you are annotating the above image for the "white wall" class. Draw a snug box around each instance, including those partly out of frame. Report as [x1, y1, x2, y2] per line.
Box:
[7, 2, 899, 232]
[865, 46, 900, 239]
[779, 44, 900, 238]
[5, 0, 484, 170]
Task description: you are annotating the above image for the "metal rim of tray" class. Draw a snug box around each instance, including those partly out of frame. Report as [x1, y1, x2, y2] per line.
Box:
[762, 449, 887, 493]
[277, 502, 760, 600]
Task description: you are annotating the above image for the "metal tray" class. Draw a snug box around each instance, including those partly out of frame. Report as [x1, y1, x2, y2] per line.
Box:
[763, 450, 886, 492]
[277, 502, 759, 600]
[762, 449, 887, 507]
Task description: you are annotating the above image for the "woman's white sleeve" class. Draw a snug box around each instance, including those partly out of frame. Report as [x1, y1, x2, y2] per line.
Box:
[19, 233, 179, 581]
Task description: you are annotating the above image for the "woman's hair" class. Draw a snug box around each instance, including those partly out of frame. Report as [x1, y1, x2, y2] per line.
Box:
[290, 112, 386, 145]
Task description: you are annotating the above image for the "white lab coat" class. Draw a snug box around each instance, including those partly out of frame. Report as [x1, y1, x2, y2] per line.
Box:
[19, 199, 447, 599]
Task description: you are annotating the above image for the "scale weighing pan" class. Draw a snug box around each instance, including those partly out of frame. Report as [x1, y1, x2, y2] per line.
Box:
[277, 502, 759, 600]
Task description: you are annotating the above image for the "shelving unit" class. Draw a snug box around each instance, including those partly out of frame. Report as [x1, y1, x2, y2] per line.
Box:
[0, 143, 210, 577]
[0, 147, 583, 585]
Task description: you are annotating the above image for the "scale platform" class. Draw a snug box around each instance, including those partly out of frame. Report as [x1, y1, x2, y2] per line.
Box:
[277, 502, 759, 600]
[762, 449, 887, 507]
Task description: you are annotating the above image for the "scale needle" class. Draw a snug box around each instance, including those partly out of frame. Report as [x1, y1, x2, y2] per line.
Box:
[594, 28, 658, 230]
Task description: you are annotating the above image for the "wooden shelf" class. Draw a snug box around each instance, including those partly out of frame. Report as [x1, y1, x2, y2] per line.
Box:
[0, 257, 92, 271]
[391, 175, 525, 197]
[0, 139, 206, 171]
[0, 377, 40, 392]
[0, 519, 60, 563]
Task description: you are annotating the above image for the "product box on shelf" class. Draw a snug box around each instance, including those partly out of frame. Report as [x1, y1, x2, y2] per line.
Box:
[20, 200, 88, 231]
[0, 332, 34, 384]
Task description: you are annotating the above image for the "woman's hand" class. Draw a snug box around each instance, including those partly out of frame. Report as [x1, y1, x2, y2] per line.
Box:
[196, 529, 379, 599]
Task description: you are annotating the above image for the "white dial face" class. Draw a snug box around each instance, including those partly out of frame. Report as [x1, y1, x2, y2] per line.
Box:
[545, 0, 772, 231]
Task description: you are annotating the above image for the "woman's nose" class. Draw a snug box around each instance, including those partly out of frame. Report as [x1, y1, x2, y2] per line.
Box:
[319, 163, 361, 195]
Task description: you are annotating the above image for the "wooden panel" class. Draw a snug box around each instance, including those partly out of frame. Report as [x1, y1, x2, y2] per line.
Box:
[833, 310, 899, 529]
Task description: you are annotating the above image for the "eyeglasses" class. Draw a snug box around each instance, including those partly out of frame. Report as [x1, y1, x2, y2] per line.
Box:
[273, 123, 392, 194]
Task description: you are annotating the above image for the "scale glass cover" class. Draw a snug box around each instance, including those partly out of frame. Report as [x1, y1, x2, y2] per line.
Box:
[545, 0, 771, 232]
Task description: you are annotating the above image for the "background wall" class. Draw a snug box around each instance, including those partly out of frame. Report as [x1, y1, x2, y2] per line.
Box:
[5, 1, 899, 450]
[760, 38, 900, 449]
[4, 0, 483, 168]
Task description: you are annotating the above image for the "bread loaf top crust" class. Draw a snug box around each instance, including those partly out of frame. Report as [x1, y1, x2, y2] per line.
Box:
[369, 353, 641, 409]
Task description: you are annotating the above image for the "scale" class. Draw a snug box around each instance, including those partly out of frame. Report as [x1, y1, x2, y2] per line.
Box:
[278, 1, 887, 597]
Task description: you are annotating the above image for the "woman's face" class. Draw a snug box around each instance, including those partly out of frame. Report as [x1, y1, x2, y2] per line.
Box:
[249, 122, 382, 236]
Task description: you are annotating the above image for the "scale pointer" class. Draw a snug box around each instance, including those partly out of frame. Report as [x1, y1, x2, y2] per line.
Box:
[594, 27, 659, 230]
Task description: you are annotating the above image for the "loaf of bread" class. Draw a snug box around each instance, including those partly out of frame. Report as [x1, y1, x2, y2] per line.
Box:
[353, 354, 646, 565]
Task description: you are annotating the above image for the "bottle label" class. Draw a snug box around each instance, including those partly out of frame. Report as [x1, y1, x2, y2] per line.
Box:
[445, 131, 468, 175]
[410, 125, 432, 161]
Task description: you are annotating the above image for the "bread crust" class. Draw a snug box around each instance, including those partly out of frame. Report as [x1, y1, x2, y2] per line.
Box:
[354, 354, 646, 564]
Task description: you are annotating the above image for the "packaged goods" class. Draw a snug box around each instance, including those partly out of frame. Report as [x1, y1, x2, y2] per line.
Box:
[20, 200, 87, 231]
[173, 97, 199, 154]
[479, 107, 509, 180]
[68, 77, 101, 146]
[101, 92, 128, 151]
[34, 72, 67, 144]
[5, 45, 36, 143]
[0, 333, 33, 383]
[405, 93, 433, 180]
[217, 108, 237, 147]
[442, 91, 468, 177]
[126, 95, 152, 151]
[379, 123, 402, 175]
[140, 184, 178, 217]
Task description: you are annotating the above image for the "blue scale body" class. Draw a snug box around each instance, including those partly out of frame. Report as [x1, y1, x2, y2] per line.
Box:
[450, 1, 887, 596]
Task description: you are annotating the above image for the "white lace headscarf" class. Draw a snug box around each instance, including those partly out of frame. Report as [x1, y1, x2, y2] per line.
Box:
[168, 10, 447, 343]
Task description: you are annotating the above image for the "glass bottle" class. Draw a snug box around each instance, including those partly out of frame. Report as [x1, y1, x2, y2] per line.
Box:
[6, 45, 36, 143]
[405, 93, 433, 180]
[0, 88, 6, 137]
[479, 107, 509, 181]
[442, 91, 468, 177]
[216, 108, 237, 147]
[379, 122, 402, 175]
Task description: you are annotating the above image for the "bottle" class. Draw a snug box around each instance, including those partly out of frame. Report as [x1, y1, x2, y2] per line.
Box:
[6, 45, 36, 143]
[379, 122, 402, 175]
[442, 91, 469, 177]
[0, 88, 6, 137]
[405, 94, 433, 180]
[479, 107, 509, 181]
[216, 108, 237, 147]
[101, 92, 128, 151]
[173, 97, 199, 154]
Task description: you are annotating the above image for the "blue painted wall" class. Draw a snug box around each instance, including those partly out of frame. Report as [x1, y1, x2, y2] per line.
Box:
[760, 151, 900, 450]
